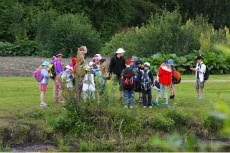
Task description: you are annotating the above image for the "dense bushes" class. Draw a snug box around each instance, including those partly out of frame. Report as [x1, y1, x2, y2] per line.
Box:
[141, 51, 230, 75]
[0, 40, 37, 56]
[37, 14, 102, 57]
[102, 11, 229, 57]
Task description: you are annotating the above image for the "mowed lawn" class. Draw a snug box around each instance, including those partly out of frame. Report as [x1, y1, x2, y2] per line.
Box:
[0, 75, 229, 125]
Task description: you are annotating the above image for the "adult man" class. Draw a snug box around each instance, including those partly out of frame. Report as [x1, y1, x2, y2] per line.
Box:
[190, 56, 206, 99]
[108, 48, 126, 97]
[108, 48, 126, 82]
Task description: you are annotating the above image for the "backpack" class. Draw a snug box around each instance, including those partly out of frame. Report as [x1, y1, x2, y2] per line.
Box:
[122, 69, 135, 90]
[172, 69, 181, 84]
[48, 64, 56, 79]
[141, 70, 152, 90]
[200, 64, 209, 81]
[33, 69, 43, 82]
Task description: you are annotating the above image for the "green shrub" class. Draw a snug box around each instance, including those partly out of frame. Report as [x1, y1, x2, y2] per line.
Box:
[166, 109, 190, 128]
[141, 51, 230, 74]
[143, 114, 175, 132]
[204, 116, 223, 134]
[40, 14, 102, 57]
[101, 10, 228, 58]
[0, 40, 37, 56]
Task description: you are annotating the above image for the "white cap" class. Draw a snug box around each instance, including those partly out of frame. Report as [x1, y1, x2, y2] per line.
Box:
[116, 48, 126, 54]
[95, 54, 102, 60]
[144, 62, 150, 67]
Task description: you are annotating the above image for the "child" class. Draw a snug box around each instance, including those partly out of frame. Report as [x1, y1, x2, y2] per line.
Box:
[82, 65, 96, 102]
[60, 65, 74, 89]
[153, 60, 172, 107]
[121, 58, 135, 108]
[51, 52, 64, 103]
[140, 62, 154, 108]
[134, 60, 144, 102]
[39, 61, 51, 107]
[91, 59, 107, 103]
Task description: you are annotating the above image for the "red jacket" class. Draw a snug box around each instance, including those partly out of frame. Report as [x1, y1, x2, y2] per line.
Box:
[158, 65, 172, 86]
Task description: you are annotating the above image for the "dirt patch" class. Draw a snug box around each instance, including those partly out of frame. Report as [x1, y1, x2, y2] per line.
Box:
[11, 143, 57, 152]
[0, 57, 70, 77]
[0, 56, 110, 77]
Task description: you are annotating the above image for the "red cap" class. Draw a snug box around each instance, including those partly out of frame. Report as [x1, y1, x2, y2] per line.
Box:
[125, 58, 132, 66]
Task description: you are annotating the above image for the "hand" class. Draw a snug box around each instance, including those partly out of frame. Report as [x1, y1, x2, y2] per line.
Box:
[190, 68, 195, 71]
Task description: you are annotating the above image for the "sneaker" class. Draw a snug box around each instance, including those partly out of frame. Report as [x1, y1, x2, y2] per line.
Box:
[153, 101, 159, 106]
[143, 106, 146, 108]
[149, 106, 152, 108]
[199, 94, 204, 99]
[40, 102, 48, 107]
[129, 106, 133, 109]
[162, 102, 169, 107]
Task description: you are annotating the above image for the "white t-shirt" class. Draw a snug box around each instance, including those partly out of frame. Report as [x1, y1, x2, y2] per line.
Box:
[195, 62, 206, 82]
[82, 73, 95, 92]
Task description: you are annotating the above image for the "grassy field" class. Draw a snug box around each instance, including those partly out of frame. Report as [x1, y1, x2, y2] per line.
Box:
[0, 75, 229, 151]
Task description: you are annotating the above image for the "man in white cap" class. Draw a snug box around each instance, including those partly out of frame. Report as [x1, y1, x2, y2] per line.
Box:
[108, 48, 126, 96]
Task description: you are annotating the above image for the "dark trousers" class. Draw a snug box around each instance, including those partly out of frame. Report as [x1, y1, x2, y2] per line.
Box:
[142, 89, 152, 106]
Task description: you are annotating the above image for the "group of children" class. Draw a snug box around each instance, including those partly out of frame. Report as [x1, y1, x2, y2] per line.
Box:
[35, 46, 108, 107]
[35, 46, 177, 108]
[121, 57, 174, 108]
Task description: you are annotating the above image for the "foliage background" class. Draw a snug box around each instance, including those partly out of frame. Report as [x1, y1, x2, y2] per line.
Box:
[0, 0, 230, 74]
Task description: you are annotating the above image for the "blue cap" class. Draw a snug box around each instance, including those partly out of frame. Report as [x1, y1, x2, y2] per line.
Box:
[168, 59, 174, 66]
[42, 61, 50, 67]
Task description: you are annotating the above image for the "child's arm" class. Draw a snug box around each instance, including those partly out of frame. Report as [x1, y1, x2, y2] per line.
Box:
[149, 71, 154, 85]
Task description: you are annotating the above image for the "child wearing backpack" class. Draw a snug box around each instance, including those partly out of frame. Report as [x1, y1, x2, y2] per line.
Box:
[134, 60, 144, 102]
[168, 59, 181, 100]
[140, 62, 154, 108]
[38, 61, 51, 107]
[51, 52, 64, 103]
[121, 58, 135, 108]
[153, 60, 172, 107]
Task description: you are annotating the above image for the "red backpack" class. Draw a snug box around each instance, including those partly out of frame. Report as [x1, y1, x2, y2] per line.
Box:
[122, 69, 135, 90]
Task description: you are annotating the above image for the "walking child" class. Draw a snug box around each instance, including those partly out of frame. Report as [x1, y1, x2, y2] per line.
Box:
[140, 62, 154, 108]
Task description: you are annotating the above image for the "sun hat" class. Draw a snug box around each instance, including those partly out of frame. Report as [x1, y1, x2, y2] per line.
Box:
[125, 58, 132, 66]
[94, 54, 102, 60]
[65, 65, 73, 71]
[55, 52, 63, 57]
[93, 56, 100, 62]
[116, 48, 126, 54]
[42, 61, 50, 67]
[144, 62, 150, 67]
[168, 59, 174, 66]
